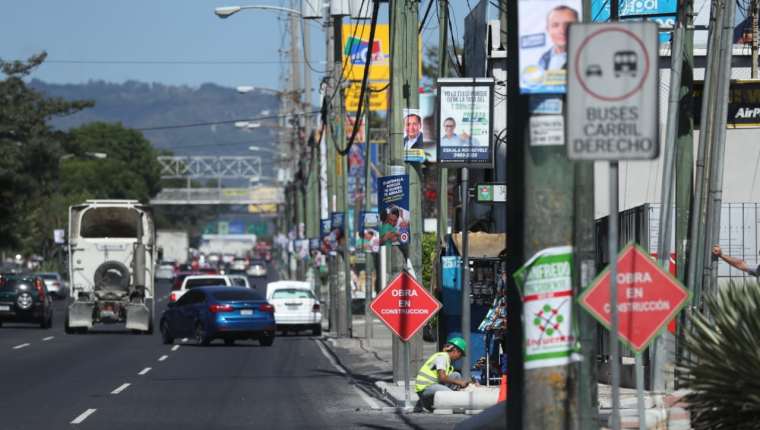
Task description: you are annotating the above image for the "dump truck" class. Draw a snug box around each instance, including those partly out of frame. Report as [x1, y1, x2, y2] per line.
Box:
[65, 200, 155, 334]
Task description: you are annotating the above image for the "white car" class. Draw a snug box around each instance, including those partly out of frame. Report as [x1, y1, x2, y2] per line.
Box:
[246, 260, 268, 278]
[227, 274, 251, 289]
[171, 275, 233, 302]
[266, 281, 322, 336]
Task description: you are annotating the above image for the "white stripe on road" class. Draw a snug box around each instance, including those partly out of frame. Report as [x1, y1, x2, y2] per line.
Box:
[111, 383, 130, 394]
[182, 338, 188, 343]
[171, 345, 180, 351]
[139, 367, 151, 375]
[315, 339, 381, 410]
[158, 355, 168, 361]
[42, 336, 54, 341]
[71, 409, 97, 424]
[13, 343, 30, 349]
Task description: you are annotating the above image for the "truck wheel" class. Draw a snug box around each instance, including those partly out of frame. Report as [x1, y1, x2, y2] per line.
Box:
[94, 261, 131, 290]
[195, 323, 211, 346]
[160, 320, 174, 344]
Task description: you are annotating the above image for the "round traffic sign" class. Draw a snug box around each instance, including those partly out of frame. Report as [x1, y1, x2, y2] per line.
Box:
[574, 27, 650, 102]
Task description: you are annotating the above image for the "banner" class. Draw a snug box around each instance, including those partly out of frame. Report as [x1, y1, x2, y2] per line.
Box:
[518, 0, 583, 94]
[356, 210, 380, 253]
[329, 212, 346, 255]
[437, 78, 495, 168]
[378, 175, 410, 246]
[309, 238, 322, 265]
[294, 239, 309, 260]
[342, 24, 390, 81]
[403, 108, 425, 162]
[320, 218, 332, 256]
[348, 143, 378, 205]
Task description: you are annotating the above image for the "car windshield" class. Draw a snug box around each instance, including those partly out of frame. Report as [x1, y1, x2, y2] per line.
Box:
[186, 279, 226, 289]
[230, 277, 247, 287]
[36, 273, 59, 280]
[271, 289, 316, 299]
[212, 289, 264, 301]
[249, 260, 265, 266]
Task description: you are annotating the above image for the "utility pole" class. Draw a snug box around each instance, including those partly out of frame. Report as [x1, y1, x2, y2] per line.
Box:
[435, 0, 449, 351]
[364, 86, 374, 339]
[389, 0, 423, 382]
[507, 0, 576, 428]
[290, 0, 306, 281]
[753, 0, 758, 78]
[326, 13, 339, 333]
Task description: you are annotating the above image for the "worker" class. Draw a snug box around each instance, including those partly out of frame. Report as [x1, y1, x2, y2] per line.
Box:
[415, 337, 473, 411]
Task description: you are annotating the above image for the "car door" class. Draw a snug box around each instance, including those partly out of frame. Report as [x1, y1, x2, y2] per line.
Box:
[172, 291, 196, 336]
[185, 290, 207, 329]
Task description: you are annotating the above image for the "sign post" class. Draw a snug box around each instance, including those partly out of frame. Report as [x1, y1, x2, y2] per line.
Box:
[567, 21, 659, 430]
[369, 270, 442, 409]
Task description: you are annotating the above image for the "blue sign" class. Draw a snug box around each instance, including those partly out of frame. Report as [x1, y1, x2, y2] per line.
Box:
[591, 0, 676, 44]
[378, 175, 411, 247]
[228, 221, 245, 235]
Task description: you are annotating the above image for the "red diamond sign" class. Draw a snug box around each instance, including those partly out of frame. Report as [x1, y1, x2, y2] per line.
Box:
[369, 270, 442, 343]
[578, 242, 691, 353]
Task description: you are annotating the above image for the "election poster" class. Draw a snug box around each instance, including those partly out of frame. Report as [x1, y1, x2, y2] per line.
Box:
[330, 212, 346, 255]
[518, 0, 582, 94]
[356, 210, 380, 253]
[403, 109, 425, 163]
[378, 175, 411, 246]
[348, 143, 378, 205]
[309, 238, 322, 266]
[294, 239, 309, 260]
[320, 218, 332, 256]
[437, 78, 494, 168]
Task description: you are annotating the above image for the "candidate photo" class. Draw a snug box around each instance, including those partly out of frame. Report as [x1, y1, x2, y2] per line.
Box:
[440, 117, 482, 146]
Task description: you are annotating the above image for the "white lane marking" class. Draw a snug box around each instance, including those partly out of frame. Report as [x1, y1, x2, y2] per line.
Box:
[182, 338, 188, 343]
[111, 383, 130, 394]
[315, 339, 381, 410]
[139, 367, 151, 375]
[42, 336, 54, 341]
[71, 409, 97, 424]
[158, 355, 168, 361]
[13, 343, 30, 350]
[171, 345, 180, 351]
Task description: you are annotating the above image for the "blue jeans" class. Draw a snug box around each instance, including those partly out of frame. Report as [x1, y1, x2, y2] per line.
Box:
[418, 371, 462, 411]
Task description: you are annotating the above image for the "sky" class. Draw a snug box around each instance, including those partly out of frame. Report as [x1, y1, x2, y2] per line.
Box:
[0, 0, 486, 99]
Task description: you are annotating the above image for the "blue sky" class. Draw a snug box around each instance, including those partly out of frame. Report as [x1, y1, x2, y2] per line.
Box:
[0, 0, 487, 98]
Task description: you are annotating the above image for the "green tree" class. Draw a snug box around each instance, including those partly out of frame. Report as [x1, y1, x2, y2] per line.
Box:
[0, 52, 94, 253]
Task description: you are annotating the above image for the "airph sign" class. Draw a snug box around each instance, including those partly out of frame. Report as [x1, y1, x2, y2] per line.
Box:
[567, 22, 659, 161]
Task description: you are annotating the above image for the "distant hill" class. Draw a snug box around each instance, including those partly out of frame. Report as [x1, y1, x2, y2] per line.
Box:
[31, 80, 293, 178]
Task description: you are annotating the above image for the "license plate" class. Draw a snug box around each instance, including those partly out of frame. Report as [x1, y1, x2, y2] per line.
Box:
[240, 309, 253, 316]
[287, 306, 299, 311]
[0, 305, 8, 311]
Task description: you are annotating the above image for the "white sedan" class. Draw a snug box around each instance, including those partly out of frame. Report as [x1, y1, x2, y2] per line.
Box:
[266, 281, 322, 336]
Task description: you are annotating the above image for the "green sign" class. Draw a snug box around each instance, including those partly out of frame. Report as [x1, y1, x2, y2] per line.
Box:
[218, 221, 229, 235]
[475, 183, 507, 203]
[247, 223, 268, 236]
[202, 223, 215, 234]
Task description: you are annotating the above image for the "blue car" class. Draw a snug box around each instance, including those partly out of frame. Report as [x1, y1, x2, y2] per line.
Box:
[160, 286, 275, 346]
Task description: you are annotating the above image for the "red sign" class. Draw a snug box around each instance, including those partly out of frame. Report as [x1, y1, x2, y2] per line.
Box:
[579, 243, 691, 353]
[369, 270, 442, 342]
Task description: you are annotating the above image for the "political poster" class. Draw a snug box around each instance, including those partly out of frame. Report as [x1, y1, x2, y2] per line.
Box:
[329, 212, 346, 255]
[437, 78, 494, 168]
[356, 210, 380, 253]
[348, 143, 378, 205]
[309, 238, 322, 263]
[403, 109, 425, 163]
[518, 0, 583, 94]
[294, 239, 309, 260]
[320, 218, 332, 256]
[513, 246, 576, 369]
[378, 175, 411, 247]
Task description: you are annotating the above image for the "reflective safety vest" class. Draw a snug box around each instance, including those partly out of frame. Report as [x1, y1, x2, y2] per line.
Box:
[414, 352, 454, 392]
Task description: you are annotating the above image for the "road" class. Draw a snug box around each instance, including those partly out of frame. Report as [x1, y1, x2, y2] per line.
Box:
[0, 264, 466, 429]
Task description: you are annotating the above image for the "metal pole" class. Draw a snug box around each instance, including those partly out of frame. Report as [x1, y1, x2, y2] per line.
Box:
[403, 341, 411, 409]
[436, 0, 450, 353]
[461, 167, 471, 382]
[325, 13, 338, 333]
[753, 0, 758, 78]
[609, 162, 620, 430]
[365, 91, 374, 338]
[635, 354, 646, 430]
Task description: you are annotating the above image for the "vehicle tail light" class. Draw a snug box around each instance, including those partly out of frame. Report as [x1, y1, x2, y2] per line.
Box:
[99, 301, 105, 311]
[258, 304, 275, 312]
[35, 279, 44, 300]
[209, 304, 235, 313]
[312, 304, 320, 312]
[52, 282, 61, 287]
[170, 293, 176, 302]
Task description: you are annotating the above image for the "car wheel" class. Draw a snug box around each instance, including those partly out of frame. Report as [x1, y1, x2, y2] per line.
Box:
[224, 339, 235, 346]
[312, 324, 322, 337]
[195, 323, 211, 346]
[64, 314, 74, 334]
[160, 320, 174, 345]
[15, 292, 34, 312]
[259, 336, 274, 347]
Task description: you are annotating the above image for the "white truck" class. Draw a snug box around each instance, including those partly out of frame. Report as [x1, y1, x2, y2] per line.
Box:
[156, 229, 189, 265]
[65, 200, 155, 334]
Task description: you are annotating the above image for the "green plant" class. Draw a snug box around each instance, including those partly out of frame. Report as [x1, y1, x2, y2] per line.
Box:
[421, 232, 437, 291]
[677, 282, 760, 429]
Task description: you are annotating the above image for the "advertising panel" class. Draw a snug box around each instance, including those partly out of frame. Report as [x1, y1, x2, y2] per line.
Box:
[437, 78, 494, 168]
[518, 0, 583, 94]
[342, 24, 390, 81]
[694, 81, 760, 129]
[348, 143, 378, 205]
[329, 212, 346, 255]
[320, 218, 332, 256]
[345, 82, 388, 111]
[356, 210, 380, 253]
[378, 175, 410, 247]
[403, 108, 425, 163]
[591, 0, 676, 44]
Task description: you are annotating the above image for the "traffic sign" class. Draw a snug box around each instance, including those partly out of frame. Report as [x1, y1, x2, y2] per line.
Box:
[567, 22, 659, 161]
[578, 242, 691, 353]
[369, 270, 442, 343]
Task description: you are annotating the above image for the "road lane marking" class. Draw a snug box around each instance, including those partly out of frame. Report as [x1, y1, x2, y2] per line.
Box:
[42, 336, 54, 341]
[182, 338, 188, 343]
[158, 355, 168, 361]
[315, 339, 381, 410]
[71, 409, 97, 424]
[13, 344, 30, 350]
[111, 383, 130, 394]
[171, 345, 180, 351]
[139, 367, 151, 375]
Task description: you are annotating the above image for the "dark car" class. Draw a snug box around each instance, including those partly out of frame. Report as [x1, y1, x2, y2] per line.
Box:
[160, 286, 275, 347]
[171, 271, 201, 293]
[0, 275, 53, 328]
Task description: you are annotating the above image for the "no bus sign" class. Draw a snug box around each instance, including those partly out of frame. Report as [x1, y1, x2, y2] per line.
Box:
[566, 22, 659, 161]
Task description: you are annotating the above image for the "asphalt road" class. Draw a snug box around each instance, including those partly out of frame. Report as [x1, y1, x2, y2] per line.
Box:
[0, 264, 466, 429]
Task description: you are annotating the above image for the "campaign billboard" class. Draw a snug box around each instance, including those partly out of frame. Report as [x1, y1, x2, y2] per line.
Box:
[437, 78, 494, 168]
[378, 175, 410, 247]
[356, 210, 380, 253]
[348, 143, 378, 205]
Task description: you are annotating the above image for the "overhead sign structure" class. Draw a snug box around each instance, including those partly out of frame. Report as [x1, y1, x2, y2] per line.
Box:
[566, 22, 659, 161]
[369, 270, 442, 342]
[578, 242, 691, 353]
